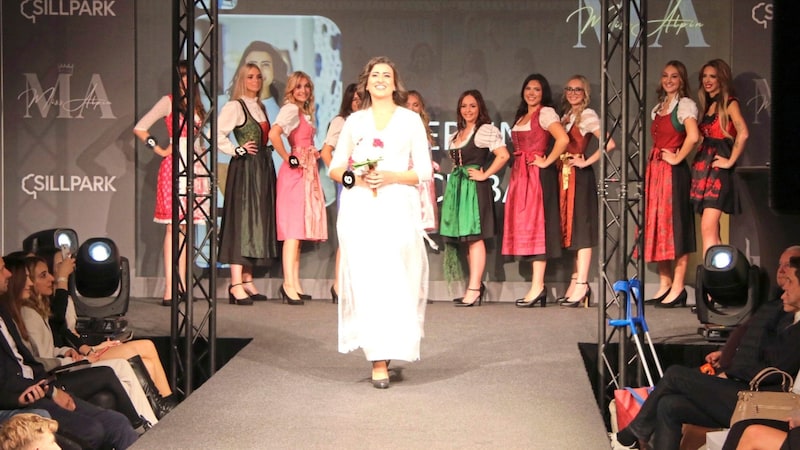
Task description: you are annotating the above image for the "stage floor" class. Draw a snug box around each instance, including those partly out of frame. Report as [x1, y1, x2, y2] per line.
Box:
[127, 294, 707, 449]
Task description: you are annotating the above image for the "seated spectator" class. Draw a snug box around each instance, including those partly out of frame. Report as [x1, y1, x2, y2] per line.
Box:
[14, 255, 158, 426]
[722, 415, 800, 450]
[41, 249, 177, 417]
[612, 248, 800, 450]
[0, 255, 138, 449]
[0, 412, 60, 450]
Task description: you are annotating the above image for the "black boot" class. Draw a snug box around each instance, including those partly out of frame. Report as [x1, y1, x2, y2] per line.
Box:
[127, 355, 178, 419]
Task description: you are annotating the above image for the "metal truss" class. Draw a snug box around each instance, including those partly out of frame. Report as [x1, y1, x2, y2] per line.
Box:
[170, 0, 218, 397]
[597, 0, 648, 407]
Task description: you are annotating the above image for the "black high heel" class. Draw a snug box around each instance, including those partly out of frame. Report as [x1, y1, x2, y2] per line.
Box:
[228, 283, 253, 306]
[298, 293, 312, 300]
[562, 282, 591, 308]
[242, 281, 268, 301]
[557, 276, 578, 303]
[455, 283, 485, 307]
[516, 287, 547, 308]
[645, 289, 670, 304]
[654, 289, 687, 308]
[279, 285, 304, 306]
[330, 286, 338, 304]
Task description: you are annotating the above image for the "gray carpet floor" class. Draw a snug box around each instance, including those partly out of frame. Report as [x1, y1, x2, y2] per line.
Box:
[126, 293, 705, 450]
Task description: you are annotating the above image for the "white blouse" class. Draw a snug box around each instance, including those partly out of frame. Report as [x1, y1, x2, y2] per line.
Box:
[449, 123, 505, 151]
[274, 103, 313, 136]
[324, 116, 346, 148]
[217, 96, 268, 156]
[650, 96, 698, 124]
[562, 108, 601, 136]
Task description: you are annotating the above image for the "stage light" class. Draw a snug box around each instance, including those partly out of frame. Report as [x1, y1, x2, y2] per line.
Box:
[75, 238, 122, 298]
[695, 245, 768, 341]
[22, 228, 79, 255]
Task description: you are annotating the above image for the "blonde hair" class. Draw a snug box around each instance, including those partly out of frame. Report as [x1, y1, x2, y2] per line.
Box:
[0, 413, 58, 450]
[230, 63, 263, 101]
[23, 256, 51, 321]
[560, 75, 591, 129]
[284, 71, 316, 124]
[407, 90, 433, 146]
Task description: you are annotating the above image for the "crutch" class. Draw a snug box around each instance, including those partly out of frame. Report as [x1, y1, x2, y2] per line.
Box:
[609, 278, 664, 387]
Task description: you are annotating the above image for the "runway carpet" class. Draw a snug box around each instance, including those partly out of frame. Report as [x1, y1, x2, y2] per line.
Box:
[125, 292, 707, 450]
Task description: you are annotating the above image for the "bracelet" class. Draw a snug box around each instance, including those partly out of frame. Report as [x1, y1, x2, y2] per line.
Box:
[56, 277, 68, 283]
[145, 135, 158, 149]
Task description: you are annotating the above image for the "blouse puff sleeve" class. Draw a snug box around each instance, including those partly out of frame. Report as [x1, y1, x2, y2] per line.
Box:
[217, 100, 247, 156]
[473, 123, 506, 152]
[133, 95, 170, 131]
[274, 103, 302, 136]
[324, 116, 346, 148]
[649, 97, 699, 124]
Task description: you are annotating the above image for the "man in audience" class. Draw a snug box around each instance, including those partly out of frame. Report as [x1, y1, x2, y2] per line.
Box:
[0, 413, 60, 450]
[0, 255, 138, 449]
[612, 245, 800, 450]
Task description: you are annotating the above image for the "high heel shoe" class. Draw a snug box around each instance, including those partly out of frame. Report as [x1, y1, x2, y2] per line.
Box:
[279, 285, 304, 306]
[330, 286, 338, 304]
[562, 282, 591, 308]
[516, 287, 547, 308]
[228, 283, 253, 306]
[654, 289, 687, 308]
[645, 289, 670, 304]
[242, 281, 268, 301]
[557, 276, 578, 303]
[371, 361, 390, 389]
[298, 293, 312, 300]
[455, 283, 485, 307]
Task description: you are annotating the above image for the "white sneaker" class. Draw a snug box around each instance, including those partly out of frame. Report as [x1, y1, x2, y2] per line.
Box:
[609, 432, 637, 449]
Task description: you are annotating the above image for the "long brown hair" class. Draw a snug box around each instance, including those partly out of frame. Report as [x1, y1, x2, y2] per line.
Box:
[177, 61, 206, 123]
[0, 255, 31, 341]
[23, 256, 51, 321]
[698, 58, 736, 139]
[356, 56, 408, 109]
[455, 89, 492, 133]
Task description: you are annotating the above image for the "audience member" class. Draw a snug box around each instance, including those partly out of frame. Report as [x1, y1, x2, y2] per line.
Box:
[0, 413, 60, 450]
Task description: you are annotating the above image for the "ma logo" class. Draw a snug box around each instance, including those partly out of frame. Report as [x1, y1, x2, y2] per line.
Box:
[18, 64, 116, 119]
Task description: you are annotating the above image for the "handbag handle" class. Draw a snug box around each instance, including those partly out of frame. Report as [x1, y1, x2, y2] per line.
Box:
[749, 367, 795, 392]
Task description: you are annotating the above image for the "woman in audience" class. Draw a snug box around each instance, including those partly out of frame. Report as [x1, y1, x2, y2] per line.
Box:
[722, 414, 800, 450]
[1, 255, 147, 429]
[19, 255, 159, 425]
[217, 62, 278, 305]
[557, 74, 615, 307]
[644, 60, 699, 308]
[320, 82, 361, 303]
[503, 74, 568, 308]
[439, 89, 509, 307]
[40, 250, 177, 417]
[689, 58, 749, 257]
[269, 71, 328, 305]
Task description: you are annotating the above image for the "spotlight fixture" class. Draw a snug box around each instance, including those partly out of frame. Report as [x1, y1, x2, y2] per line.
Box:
[22, 228, 78, 256]
[695, 245, 768, 341]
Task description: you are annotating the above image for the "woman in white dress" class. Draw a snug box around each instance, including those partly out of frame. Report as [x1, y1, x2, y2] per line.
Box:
[329, 56, 432, 389]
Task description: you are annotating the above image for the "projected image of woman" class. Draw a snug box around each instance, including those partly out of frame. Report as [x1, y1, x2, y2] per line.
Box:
[502, 74, 568, 308]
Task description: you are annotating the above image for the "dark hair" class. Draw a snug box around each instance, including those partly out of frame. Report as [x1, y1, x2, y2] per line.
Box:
[176, 60, 206, 125]
[790, 256, 800, 280]
[338, 83, 359, 118]
[455, 89, 492, 132]
[698, 58, 736, 139]
[230, 41, 289, 100]
[514, 73, 554, 124]
[0, 254, 30, 340]
[356, 56, 408, 109]
[657, 60, 691, 102]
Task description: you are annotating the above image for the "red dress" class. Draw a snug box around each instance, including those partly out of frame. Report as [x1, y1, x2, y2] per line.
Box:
[502, 107, 562, 259]
[644, 101, 696, 262]
[689, 99, 739, 214]
[558, 111, 598, 250]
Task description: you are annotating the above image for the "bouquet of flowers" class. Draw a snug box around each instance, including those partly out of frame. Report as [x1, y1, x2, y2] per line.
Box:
[349, 138, 384, 197]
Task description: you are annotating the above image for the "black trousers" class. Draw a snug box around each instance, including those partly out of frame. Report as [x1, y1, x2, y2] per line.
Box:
[31, 396, 138, 449]
[55, 365, 142, 427]
[627, 365, 746, 450]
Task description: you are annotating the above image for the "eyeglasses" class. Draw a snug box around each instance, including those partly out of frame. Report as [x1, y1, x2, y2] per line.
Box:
[564, 87, 585, 93]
